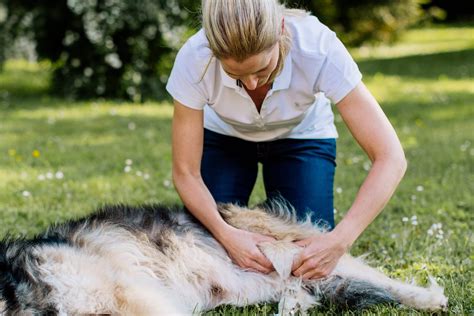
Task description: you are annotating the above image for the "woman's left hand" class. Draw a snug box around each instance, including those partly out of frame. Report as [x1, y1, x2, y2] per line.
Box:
[291, 231, 349, 280]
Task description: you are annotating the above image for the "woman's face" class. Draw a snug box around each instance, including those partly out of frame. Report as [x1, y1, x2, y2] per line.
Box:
[220, 44, 279, 90]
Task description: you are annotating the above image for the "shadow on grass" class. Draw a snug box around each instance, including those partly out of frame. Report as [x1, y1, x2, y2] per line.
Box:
[358, 48, 474, 79]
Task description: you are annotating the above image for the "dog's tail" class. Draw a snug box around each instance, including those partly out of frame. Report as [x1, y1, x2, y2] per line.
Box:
[311, 275, 399, 310]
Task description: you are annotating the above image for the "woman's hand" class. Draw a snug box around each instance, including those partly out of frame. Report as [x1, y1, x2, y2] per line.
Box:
[291, 231, 349, 279]
[219, 226, 275, 274]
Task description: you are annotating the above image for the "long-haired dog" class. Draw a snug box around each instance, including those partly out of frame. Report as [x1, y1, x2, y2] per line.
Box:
[0, 203, 448, 315]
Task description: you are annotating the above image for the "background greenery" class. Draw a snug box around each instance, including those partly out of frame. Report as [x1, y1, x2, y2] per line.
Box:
[1, 24, 473, 314]
[3, 0, 472, 100]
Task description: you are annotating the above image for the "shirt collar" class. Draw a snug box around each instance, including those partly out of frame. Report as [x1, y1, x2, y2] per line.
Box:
[219, 62, 239, 89]
[272, 51, 292, 91]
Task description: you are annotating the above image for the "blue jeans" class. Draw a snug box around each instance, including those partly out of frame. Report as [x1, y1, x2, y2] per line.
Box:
[201, 129, 336, 229]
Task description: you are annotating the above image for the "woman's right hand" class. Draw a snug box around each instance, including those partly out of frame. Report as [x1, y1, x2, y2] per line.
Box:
[217, 225, 275, 274]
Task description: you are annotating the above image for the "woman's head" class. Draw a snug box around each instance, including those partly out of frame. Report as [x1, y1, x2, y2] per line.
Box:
[202, 0, 284, 61]
[201, 0, 293, 89]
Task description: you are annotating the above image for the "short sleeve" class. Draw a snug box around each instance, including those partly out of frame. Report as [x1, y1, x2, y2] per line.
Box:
[314, 35, 362, 104]
[166, 38, 208, 110]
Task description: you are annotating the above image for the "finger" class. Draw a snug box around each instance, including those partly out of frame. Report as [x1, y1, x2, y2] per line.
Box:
[249, 259, 273, 274]
[259, 235, 276, 242]
[291, 253, 304, 272]
[293, 257, 319, 277]
[254, 251, 275, 271]
[294, 239, 311, 247]
[302, 269, 322, 280]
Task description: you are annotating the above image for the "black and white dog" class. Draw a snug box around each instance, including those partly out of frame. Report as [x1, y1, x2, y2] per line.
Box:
[0, 203, 448, 315]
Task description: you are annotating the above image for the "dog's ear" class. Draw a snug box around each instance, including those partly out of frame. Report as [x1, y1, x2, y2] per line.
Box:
[258, 241, 301, 278]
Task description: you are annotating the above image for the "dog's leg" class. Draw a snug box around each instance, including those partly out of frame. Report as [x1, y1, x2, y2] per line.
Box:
[328, 255, 448, 311]
[113, 274, 187, 315]
[259, 241, 319, 315]
[307, 274, 399, 310]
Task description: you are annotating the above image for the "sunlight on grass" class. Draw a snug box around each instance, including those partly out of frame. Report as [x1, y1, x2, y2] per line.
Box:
[8, 102, 173, 120]
[351, 25, 474, 61]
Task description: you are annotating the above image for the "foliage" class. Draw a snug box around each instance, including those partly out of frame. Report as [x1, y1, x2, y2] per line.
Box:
[1, 0, 196, 101]
[1, 25, 473, 314]
[425, 0, 474, 21]
[287, 0, 432, 46]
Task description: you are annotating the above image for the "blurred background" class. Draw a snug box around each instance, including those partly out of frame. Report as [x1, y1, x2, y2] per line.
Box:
[0, 0, 472, 101]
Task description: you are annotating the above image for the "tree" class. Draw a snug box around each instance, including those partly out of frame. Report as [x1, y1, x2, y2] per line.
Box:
[1, 0, 197, 101]
[287, 0, 431, 46]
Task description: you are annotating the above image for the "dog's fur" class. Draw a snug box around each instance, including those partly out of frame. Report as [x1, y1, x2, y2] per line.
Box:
[0, 203, 448, 315]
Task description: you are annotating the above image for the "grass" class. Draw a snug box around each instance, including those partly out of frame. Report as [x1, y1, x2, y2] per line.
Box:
[1, 24, 473, 314]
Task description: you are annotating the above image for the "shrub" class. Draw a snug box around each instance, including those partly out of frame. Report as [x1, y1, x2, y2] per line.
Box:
[287, 0, 431, 46]
[2, 0, 196, 101]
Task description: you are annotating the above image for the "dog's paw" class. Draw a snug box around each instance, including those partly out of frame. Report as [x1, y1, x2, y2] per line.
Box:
[425, 276, 448, 311]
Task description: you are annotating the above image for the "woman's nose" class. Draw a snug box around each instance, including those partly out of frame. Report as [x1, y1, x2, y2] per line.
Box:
[241, 75, 259, 90]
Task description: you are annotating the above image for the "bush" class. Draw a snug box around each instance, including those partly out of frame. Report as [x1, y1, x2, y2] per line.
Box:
[287, 0, 431, 46]
[2, 0, 196, 101]
[424, 0, 474, 21]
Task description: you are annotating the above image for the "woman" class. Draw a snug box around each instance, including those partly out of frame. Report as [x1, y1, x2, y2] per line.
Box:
[166, 0, 407, 279]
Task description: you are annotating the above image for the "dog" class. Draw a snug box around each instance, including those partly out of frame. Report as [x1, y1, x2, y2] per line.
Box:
[0, 202, 448, 315]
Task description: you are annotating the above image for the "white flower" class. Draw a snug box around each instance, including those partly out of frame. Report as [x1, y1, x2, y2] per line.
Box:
[402, 217, 409, 222]
[125, 159, 133, 166]
[84, 67, 94, 77]
[22, 191, 31, 197]
[416, 185, 424, 192]
[136, 171, 143, 177]
[335, 187, 342, 194]
[363, 162, 371, 171]
[128, 122, 136, 130]
[38, 174, 46, 181]
[163, 180, 171, 188]
[411, 221, 418, 226]
[124, 166, 132, 173]
[411, 215, 417, 221]
[46, 172, 54, 179]
[427, 229, 433, 236]
[55, 171, 64, 179]
[104, 53, 122, 69]
[143, 173, 150, 180]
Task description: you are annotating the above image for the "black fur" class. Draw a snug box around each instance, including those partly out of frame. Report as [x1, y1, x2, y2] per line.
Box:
[316, 275, 399, 309]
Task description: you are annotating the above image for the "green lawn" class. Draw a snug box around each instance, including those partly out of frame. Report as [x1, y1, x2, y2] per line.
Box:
[1, 24, 473, 314]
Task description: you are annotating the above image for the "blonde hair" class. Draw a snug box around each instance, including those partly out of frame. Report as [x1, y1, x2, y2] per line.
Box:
[201, 0, 308, 82]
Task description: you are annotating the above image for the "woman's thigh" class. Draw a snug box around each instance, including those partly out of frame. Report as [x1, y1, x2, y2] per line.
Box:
[201, 129, 258, 206]
[262, 138, 336, 229]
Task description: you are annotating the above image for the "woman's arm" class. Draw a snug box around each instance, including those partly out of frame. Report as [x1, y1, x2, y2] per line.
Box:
[172, 100, 274, 273]
[292, 82, 407, 279]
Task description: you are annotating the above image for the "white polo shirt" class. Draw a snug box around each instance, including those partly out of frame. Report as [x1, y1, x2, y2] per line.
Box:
[166, 15, 362, 142]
